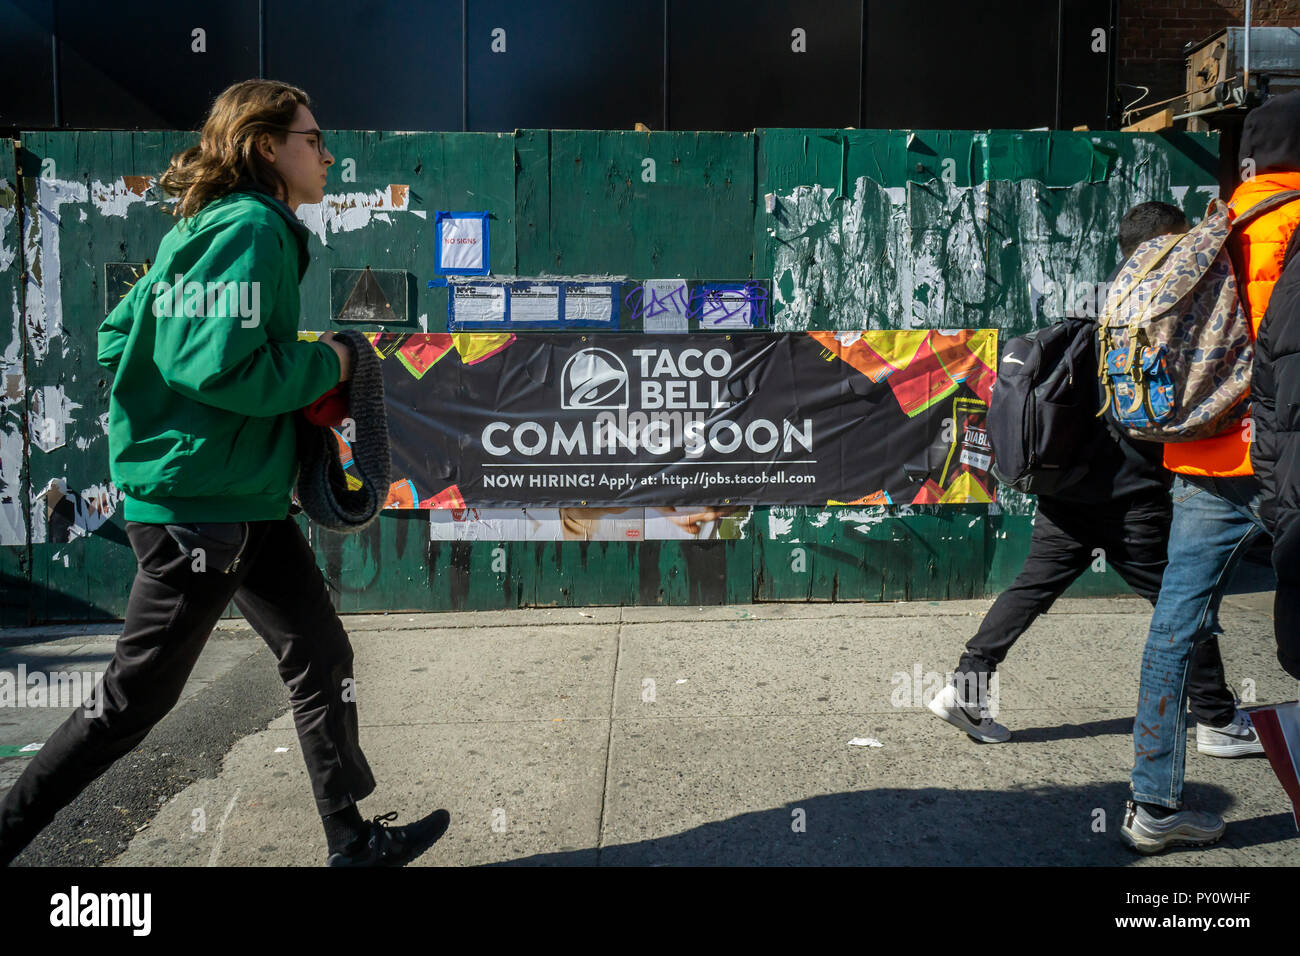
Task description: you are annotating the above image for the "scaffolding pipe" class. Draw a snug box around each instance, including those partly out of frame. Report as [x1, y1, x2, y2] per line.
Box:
[1245, 0, 1252, 93]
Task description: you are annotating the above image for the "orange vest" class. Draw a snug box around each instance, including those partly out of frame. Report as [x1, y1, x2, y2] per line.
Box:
[1165, 172, 1300, 477]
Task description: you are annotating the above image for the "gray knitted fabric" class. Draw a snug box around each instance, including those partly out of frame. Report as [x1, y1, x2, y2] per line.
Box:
[295, 329, 391, 533]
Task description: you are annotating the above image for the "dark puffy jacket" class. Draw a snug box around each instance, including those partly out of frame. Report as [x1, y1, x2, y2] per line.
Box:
[1240, 92, 1300, 679]
[1251, 223, 1300, 678]
[1248, 91, 1300, 534]
[1253, 243, 1300, 536]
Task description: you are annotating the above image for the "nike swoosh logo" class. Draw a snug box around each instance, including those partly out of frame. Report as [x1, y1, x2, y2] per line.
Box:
[1003, 355, 1024, 365]
[1208, 727, 1257, 740]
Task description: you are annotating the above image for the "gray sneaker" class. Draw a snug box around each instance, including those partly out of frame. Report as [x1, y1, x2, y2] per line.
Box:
[1196, 710, 1265, 758]
[1119, 800, 1225, 854]
[927, 682, 1011, 743]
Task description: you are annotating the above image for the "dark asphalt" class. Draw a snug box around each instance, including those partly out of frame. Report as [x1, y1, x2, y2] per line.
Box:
[7, 630, 291, 866]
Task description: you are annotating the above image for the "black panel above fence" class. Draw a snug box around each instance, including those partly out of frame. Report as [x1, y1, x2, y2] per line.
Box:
[56, 0, 260, 130]
[0, 0, 57, 128]
[865, 0, 1060, 130]
[8, 1, 1119, 137]
[467, 0, 664, 132]
[668, 0, 862, 131]
[265, 0, 464, 132]
[1059, 0, 1118, 130]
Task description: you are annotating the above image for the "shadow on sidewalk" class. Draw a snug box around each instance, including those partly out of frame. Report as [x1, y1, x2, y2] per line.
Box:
[1004, 716, 1135, 743]
[491, 781, 1294, 866]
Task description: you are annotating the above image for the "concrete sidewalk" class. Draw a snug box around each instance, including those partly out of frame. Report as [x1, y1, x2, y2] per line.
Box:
[4, 593, 1298, 866]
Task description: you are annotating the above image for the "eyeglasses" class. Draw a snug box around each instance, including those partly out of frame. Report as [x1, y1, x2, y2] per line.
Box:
[274, 126, 327, 156]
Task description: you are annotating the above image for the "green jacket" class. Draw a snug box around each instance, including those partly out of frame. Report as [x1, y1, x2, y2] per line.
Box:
[98, 188, 341, 523]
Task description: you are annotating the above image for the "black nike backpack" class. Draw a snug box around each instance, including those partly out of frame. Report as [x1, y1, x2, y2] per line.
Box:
[988, 317, 1102, 496]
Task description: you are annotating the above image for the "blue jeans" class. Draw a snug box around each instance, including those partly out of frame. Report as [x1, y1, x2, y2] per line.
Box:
[1130, 474, 1265, 809]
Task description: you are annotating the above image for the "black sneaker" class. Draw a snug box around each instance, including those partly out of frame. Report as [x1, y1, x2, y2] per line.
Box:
[326, 809, 451, 867]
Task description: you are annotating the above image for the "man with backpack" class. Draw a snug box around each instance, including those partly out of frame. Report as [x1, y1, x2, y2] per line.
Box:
[930, 204, 1245, 757]
[1118, 91, 1300, 853]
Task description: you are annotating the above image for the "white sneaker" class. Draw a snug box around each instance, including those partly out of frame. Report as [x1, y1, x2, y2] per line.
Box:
[1120, 800, 1225, 854]
[1196, 710, 1264, 758]
[927, 682, 1011, 743]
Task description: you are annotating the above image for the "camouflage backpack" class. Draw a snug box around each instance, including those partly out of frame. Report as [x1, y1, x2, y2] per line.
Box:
[1098, 190, 1300, 442]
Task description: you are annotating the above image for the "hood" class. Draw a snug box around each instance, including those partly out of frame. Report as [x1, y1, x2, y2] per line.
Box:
[223, 180, 312, 282]
[1239, 90, 1300, 175]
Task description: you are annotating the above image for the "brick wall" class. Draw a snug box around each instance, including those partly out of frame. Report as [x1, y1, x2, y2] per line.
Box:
[1119, 0, 1300, 118]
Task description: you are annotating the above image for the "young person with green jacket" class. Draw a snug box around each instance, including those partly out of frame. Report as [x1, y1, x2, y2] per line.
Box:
[0, 80, 446, 867]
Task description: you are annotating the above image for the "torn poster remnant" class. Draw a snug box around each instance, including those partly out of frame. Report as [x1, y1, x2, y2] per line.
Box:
[30, 385, 83, 453]
[90, 176, 154, 218]
[295, 185, 427, 245]
[769, 140, 1212, 333]
[34, 478, 122, 545]
[24, 177, 88, 362]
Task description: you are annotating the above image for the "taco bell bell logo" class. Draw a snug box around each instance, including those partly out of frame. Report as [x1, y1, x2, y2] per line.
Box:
[561, 347, 629, 410]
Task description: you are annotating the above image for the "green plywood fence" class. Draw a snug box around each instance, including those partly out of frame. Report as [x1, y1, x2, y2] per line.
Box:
[0, 129, 1219, 623]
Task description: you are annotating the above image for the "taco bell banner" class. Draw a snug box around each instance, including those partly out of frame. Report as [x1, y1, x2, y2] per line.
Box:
[310, 330, 998, 508]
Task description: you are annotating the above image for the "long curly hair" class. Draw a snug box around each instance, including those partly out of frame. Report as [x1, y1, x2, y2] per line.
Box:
[158, 79, 311, 220]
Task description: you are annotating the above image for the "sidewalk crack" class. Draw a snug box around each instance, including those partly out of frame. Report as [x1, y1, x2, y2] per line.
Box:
[595, 612, 623, 865]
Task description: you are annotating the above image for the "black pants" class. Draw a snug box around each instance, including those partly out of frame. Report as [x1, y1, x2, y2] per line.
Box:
[0, 518, 375, 865]
[957, 493, 1238, 726]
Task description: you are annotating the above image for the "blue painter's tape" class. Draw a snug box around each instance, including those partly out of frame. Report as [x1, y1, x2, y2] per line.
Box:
[434, 211, 491, 276]
[506, 280, 564, 329]
[447, 281, 510, 330]
[696, 281, 769, 330]
[561, 282, 620, 328]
